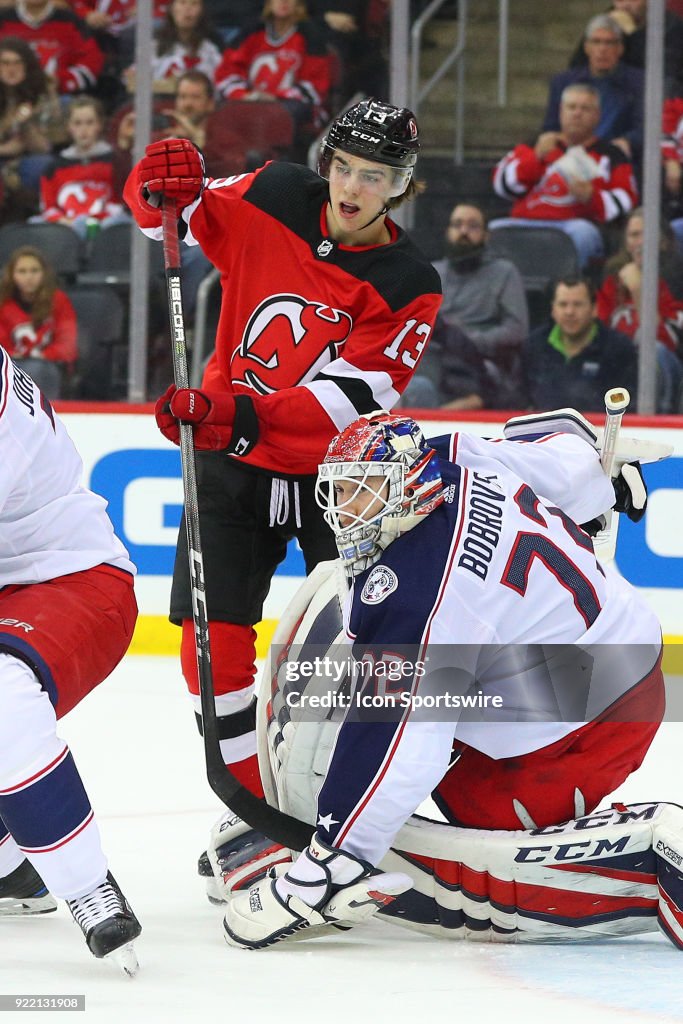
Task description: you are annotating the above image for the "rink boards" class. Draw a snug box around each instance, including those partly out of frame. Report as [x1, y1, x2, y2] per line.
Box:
[56, 405, 683, 672]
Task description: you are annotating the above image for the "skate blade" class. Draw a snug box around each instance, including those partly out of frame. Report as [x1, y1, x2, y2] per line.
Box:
[0, 894, 58, 916]
[105, 942, 140, 978]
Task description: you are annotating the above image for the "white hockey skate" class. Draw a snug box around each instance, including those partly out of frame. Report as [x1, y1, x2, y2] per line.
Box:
[67, 872, 141, 977]
[0, 859, 57, 916]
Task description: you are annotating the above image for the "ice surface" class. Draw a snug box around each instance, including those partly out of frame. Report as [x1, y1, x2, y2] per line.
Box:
[3, 657, 683, 1024]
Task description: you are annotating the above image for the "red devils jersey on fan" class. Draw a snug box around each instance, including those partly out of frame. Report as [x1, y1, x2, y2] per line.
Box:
[124, 161, 442, 475]
[40, 143, 124, 222]
[0, 6, 104, 93]
[493, 138, 638, 223]
[662, 97, 683, 163]
[0, 291, 77, 363]
[597, 273, 683, 351]
[215, 21, 331, 123]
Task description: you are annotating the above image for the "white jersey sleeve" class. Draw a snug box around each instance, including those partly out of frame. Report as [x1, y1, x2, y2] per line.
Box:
[0, 353, 135, 584]
[445, 431, 615, 526]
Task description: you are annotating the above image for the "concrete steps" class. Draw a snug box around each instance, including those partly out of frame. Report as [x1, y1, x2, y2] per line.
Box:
[416, 1, 601, 159]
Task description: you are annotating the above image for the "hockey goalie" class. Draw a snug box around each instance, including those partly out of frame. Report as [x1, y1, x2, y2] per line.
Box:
[201, 409, 683, 951]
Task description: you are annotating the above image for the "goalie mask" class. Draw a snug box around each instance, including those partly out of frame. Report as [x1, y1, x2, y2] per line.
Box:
[316, 413, 445, 576]
[318, 98, 420, 200]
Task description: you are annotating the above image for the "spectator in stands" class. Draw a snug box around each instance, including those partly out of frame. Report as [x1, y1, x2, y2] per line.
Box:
[312, 1, 389, 100]
[400, 317, 497, 411]
[32, 95, 129, 238]
[597, 207, 683, 412]
[122, 0, 223, 98]
[0, 37, 66, 213]
[569, 2, 683, 101]
[403, 202, 528, 409]
[543, 15, 643, 160]
[214, 0, 331, 143]
[492, 83, 638, 271]
[116, 69, 216, 154]
[524, 275, 637, 412]
[0, 245, 77, 398]
[115, 72, 214, 318]
[663, 96, 683, 256]
[0, 0, 104, 97]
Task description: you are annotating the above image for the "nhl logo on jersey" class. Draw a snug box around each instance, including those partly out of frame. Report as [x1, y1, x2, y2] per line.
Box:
[316, 239, 335, 258]
[361, 565, 398, 604]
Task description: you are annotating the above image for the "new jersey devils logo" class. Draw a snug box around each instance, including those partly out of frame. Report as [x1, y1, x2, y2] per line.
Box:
[232, 294, 353, 394]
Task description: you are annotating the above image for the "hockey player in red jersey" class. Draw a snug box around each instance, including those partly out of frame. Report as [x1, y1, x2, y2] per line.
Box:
[124, 101, 442, 849]
[0, 352, 140, 972]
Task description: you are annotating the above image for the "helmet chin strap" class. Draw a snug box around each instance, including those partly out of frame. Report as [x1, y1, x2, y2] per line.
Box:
[359, 203, 389, 231]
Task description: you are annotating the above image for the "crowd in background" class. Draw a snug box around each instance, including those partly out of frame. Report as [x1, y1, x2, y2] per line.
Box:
[0, 0, 681, 412]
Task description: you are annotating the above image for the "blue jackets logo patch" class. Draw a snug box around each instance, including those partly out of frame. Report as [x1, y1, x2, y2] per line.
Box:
[361, 565, 398, 604]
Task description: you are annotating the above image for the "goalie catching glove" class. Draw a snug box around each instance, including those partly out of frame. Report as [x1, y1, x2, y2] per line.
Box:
[135, 137, 205, 211]
[612, 460, 647, 523]
[155, 384, 259, 455]
[223, 833, 412, 950]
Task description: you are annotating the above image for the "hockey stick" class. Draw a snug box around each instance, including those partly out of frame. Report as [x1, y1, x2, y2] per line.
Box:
[593, 387, 630, 563]
[161, 198, 314, 850]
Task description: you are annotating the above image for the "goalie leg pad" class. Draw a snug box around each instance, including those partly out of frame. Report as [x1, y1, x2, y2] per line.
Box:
[204, 809, 291, 904]
[377, 802, 683, 948]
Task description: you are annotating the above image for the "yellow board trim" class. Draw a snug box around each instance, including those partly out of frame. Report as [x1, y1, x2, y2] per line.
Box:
[130, 615, 683, 675]
[128, 615, 278, 658]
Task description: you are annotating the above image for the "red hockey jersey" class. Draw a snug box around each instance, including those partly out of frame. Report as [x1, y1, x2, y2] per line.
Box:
[125, 161, 442, 476]
[0, 291, 77, 363]
[662, 97, 683, 163]
[0, 5, 104, 93]
[214, 21, 330, 125]
[493, 138, 638, 223]
[39, 142, 124, 222]
[597, 273, 683, 351]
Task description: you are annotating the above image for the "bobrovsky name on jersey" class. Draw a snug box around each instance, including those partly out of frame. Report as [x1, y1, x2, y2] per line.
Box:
[63, 414, 683, 609]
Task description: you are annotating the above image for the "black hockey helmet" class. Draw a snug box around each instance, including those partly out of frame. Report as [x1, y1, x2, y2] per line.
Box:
[318, 98, 420, 198]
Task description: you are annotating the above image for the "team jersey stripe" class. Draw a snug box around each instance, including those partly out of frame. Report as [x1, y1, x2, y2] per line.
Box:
[0, 349, 9, 418]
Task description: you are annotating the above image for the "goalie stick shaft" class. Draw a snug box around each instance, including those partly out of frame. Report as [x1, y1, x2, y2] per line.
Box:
[594, 387, 631, 563]
[161, 198, 314, 850]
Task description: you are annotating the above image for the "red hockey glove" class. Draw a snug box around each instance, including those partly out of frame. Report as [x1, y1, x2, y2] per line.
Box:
[137, 138, 205, 210]
[154, 384, 259, 455]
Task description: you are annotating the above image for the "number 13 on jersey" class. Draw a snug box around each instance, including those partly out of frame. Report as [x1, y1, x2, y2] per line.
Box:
[383, 319, 432, 368]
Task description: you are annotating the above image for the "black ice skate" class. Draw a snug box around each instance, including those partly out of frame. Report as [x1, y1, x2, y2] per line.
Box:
[67, 872, 141, 977]
[0, 859, 58, 916]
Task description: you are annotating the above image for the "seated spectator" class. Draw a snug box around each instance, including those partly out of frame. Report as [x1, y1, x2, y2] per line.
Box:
[663, 96, 683, 256]
[568, 2, 683, 102]
[0, 37, 66, 213]
[312, 1, 388, 100]
[525, 275, 637, 412]
[215, 0, 331, 141]
[0, 0, 104, 97]
[597, 207, 683, 412]
[116, 69, 216, 155]
[543, 14, 643, 160]
[492, 83, 638, 270]
[115, 73, 215, 318]
[0, 244, 77, 398]
[400, 318, 498, 411]
[404, 202, 528, 409]
[122, 0, 223, 98]
[32, 95, 129, 239]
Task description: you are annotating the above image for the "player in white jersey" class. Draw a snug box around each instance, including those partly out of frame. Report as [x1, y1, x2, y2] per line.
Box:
[0, 351, 141, 975]
[221, 409, 665, 950]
